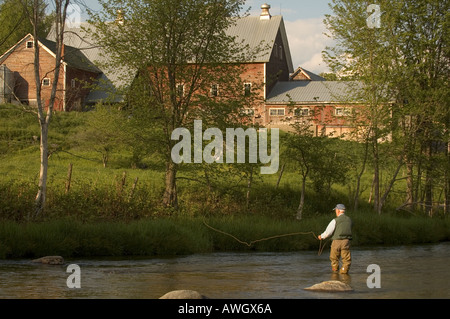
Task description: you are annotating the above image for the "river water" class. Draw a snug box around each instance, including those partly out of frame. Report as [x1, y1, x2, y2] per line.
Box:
[0, 242, 449, 299]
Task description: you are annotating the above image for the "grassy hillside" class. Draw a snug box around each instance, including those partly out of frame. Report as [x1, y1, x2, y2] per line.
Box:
[0, 103, 352, 221]
[0, 104, 449, 258]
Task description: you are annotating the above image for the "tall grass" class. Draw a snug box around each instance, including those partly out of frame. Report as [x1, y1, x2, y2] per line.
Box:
[0, 218, 212, 259]
[351, 212, 450, 246]
[0, 214, 448, 259]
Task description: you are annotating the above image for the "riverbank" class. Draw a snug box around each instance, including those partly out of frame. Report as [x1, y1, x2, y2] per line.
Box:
[1, 214, 449, 259]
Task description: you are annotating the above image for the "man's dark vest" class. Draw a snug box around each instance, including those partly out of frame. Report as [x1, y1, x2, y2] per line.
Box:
[331, 214, 352, 240]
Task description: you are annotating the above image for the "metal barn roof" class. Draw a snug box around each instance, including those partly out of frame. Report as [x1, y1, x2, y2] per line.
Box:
[267, 81, 363, 104]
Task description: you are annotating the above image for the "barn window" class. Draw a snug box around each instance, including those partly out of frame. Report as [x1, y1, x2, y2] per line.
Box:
[335, 107, 353, 117]
[294, 108, 310, 117]
[176, 84, 185, 96]
[26, 41, 34, 49]
[244, 83, 252, 97]
[211, 84, 219, 97]
[270, 108, 285, 116]
[42, 78, 51, 86]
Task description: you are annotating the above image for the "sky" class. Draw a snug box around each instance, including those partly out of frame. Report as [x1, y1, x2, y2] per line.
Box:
[76, 1, 334, 74]
[247, 1, 334, 73]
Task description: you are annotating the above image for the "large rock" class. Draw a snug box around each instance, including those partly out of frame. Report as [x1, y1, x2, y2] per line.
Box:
[32, 256, 65, 265]
[304, 280, 353, 292]
[159, 290, 208, 299]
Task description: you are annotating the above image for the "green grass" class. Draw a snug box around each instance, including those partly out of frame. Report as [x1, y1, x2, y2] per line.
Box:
[351, 212, 450, 246]
[0, 214, 448, 259]
[0, 104, 449, 259]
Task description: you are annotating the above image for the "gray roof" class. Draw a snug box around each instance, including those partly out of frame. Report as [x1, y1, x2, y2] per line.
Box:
[46, 14, 295, 103]
[51, 15, 294, 86]
[47, 23, 131, 103]
[226, 15, 294, 73]
[48, 23, 132, 85]
[267, 81, 363, 104]
[39, 38, 101, 74]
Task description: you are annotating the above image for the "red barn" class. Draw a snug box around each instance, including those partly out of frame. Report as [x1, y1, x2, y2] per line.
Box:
[1, 3, 365, 138]
[0, 33, 101, 111]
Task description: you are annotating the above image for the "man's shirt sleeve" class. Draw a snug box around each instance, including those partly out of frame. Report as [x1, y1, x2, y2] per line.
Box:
[320, 219, 336, 239]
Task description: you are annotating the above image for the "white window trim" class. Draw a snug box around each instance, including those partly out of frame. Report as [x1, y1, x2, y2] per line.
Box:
[335, 107, 353, 117]
[210, 84, 219, 97]
[42, 78, 51, 86]
[26, 41, 34, 49]
[270, 108, 285, 116]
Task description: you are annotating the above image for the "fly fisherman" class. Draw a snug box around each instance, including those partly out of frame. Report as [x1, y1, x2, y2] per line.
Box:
[318, 204, 353, 274]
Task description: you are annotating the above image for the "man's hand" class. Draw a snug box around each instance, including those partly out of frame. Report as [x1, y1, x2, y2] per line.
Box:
[318, 235, 322, 240]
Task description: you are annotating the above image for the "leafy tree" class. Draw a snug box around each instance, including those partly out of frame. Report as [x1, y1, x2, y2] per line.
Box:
[0, 0, 52, 54]
[318, 72, 338, 81]
[284, 122, 349, 220]
[393, 0, 449, 215]
[17, 0, 71, 219]
[87, 0, 261, 209]
[74, 104, 129, 167]
[324, 0, 449, 214]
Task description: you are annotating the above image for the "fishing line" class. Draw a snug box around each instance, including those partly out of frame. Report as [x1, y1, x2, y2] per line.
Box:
[203, 220, 329, 256]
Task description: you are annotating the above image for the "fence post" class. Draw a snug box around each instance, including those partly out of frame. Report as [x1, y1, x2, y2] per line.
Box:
[65, 163, 73, 194]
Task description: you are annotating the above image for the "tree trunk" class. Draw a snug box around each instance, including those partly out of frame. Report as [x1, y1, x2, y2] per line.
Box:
[354, 140, 369, 211]
[65, 163, 73, 194]
[406, 161, 415, 209]
[296, 174, 307, 220]
[102, 152, 108, 168]
[33, 123, 49, 218]
[276, 163, 285, 189]
[26, 0, 70, 219]
[424, 142, 433, 217]
[445, 140, 450, 215]
[379, 159, 403, 212]
[163, 160, 178, 208]
[372, 142, 381, 214]
[246, 166, 253, 209]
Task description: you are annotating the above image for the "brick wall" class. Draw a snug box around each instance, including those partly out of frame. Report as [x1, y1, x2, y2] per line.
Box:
[0, 37, 65, 110]
[264, 103, 361, 137]
[65, 66, 99, 111]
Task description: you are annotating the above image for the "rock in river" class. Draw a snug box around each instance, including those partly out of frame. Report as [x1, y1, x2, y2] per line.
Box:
[304, 280, 353, 292]
[32, 256, 65, 265]
[159, 290, 209, 299]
